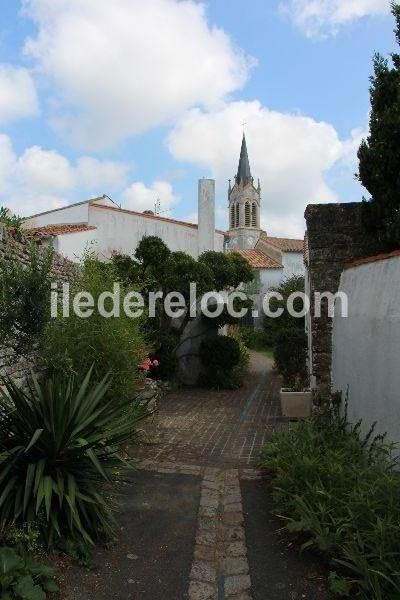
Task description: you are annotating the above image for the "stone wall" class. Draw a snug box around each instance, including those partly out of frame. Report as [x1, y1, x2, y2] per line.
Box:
[0, 224, 76, 387]
[305, 202, 377, 386]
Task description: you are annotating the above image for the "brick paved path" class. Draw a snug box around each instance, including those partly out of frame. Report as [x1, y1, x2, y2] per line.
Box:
[135, 351, 287, 469]
[131, 352, 293, 599]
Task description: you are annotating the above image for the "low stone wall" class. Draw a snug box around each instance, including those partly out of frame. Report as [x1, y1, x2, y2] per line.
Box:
[0, 224, 76, 387]
[305, 202, 377, 386]
[136, 378, 167, 412]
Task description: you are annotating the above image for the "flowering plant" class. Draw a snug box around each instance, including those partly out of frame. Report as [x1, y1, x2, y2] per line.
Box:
[139, 357, 159, 372]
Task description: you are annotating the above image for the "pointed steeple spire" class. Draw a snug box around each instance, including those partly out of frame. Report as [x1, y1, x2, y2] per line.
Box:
[236, 133, 252, 185]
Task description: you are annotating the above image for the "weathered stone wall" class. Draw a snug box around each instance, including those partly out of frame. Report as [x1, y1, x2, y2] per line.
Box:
[305, 202, 377, 386]
[0, 224, 76, 387]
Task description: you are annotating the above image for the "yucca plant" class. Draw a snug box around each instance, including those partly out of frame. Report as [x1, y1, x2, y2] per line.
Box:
[0, 368, 150, 545]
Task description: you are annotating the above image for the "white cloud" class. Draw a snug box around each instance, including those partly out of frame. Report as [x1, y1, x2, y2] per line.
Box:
[168, 100, 363, 237]
[0, 64, 38, 124]
[0, 134, 130, 216]
[22, 0, 252, 149]
[280, 0, 391, 38]
[76, 157, 129, 191]
[121, 180, 180, 214]
[16, 146, 74, 193]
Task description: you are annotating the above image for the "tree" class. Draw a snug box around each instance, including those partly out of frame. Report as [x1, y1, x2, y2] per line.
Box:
[199, 251, 254, 290]
[263, 275, 305, 345]
[357, 3, 400, 250]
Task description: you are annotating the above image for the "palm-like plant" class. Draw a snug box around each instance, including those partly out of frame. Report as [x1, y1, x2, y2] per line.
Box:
[0, 368, 149, 545]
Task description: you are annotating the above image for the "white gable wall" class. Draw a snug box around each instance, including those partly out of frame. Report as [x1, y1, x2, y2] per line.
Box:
[25, 203, 90, 228]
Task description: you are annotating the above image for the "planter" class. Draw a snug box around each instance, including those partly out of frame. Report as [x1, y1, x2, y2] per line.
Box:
[280, 388, 312, 419]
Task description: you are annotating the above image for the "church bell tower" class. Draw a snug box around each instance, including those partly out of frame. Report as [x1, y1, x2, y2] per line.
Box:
[227, 133, 261, 249]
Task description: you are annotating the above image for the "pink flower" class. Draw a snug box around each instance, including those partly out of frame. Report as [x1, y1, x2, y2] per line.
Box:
[152, 359, 159, 367]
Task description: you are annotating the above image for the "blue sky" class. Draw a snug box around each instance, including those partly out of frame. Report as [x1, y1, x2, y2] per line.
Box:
[0, 0, 396, 236]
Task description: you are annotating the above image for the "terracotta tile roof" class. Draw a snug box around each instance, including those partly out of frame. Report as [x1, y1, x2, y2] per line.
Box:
[263, 235, 304, 253]
[92, 203, 226, 235]
[345, 249, 400, 270]
[230, 249, 282, 269]
[26, 224, 97, 237]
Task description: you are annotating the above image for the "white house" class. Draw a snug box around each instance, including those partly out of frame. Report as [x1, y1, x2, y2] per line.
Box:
[24, 135, 305, 321]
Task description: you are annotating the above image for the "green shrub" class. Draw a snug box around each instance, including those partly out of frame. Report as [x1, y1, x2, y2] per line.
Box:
[0, 242, 54, 357]
[0, 206, 24, 228]
[263, 275, 305, 346]
[259, 399, 400, 599]
[274, 329, 307, 386]
[40, 255, 146, 402]
[0, 368, 150, 545]
[200, 336, 241, 371]
[239, 326, 272, 351]
[0, 546, 58, 599]
[0, 523, 42, 555]
[200, 335, 248, 389]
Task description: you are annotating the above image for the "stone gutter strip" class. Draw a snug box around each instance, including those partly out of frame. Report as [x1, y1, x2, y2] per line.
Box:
[189, 468, 252, 600]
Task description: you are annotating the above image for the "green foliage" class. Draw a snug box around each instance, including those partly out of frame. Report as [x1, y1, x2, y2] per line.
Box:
[60, 539, 93, 569]
[259, 399, 400, 599]
[239, 326, 272, 351]
[200, 335, 249, 389]
[150, 330, 180, 381]
[200, 336, 241, 370]
[163, 252, 213, 300]
[0, 546, 58, 600]
[0, 368, 150, 546]
[0, 207, 24, 229]
[263, 275, 305, 346]
[274, 329, 307, 387]
[0, 524, 42, 555]
[357, 4, 400, 250]
[40, 255, 146, 402]
[199, 251, 253, 290]
[0, 243, 54, 356]
[134, 235, 171, 282]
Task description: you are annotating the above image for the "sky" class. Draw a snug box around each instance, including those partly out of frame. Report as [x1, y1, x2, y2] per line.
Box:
[0, 0, 396, 237]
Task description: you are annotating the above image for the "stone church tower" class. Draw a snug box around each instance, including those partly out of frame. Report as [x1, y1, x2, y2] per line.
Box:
[227, 134, 261, 249]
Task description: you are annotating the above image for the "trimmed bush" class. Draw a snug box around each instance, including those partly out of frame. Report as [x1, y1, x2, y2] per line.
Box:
[200, 336, 241, 371]
[274, 329, 307, 386]
[200, 335, 248, 389]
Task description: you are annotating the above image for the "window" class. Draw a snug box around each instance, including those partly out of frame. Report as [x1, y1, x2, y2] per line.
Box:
[252, 202, 257, 227]
[230, 204, 235, 229]
[235, 203, 239, 227]
[245, 202, 251, 227]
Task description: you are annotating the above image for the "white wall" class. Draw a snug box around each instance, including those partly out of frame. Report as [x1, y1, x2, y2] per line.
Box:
[89, 205, 224, 259]
[332, 255, 400, 449]
[56, 229, 99, 262]
[282, 252, 305, 279]
[25, 203, 89, 227]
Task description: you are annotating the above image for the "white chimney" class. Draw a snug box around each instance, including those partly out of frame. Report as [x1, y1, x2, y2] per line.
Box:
[197, 178, 215, 255]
